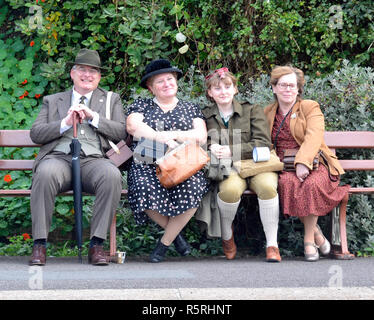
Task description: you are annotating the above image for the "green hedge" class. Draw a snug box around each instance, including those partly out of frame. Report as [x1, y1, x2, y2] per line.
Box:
[0, 0, 373, 257]
[3, 0, 373, 96]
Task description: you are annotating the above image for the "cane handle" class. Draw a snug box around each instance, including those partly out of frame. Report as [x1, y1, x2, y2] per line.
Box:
[73, 111, 80, 138]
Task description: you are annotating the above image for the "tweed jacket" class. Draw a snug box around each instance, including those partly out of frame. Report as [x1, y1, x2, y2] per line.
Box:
[264, 99, 344, 176]
[202, 99, 272, 162]
[30, 87, 127, 172]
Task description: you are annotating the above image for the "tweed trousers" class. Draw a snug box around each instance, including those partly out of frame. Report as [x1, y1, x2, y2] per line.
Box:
[30, 152, 122, 241]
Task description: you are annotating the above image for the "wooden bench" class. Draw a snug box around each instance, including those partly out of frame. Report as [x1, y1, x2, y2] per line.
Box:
[1, 130, 374, 261]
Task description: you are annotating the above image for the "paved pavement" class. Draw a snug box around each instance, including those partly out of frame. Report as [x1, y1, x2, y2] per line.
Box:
[1, 254, 374, 301]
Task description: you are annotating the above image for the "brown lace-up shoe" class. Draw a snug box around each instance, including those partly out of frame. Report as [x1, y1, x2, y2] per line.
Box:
[266, 246, 281, 262]
[88, 245, 109, 265]
[29, 244, 46, 266]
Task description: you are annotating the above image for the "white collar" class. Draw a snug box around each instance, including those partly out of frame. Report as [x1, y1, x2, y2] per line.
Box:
[219, 109, 233, 122]
[72, 88, 93, 105]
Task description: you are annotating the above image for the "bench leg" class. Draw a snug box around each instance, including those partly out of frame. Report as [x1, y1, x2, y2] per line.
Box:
[109, 214, 117, 259]
[104, 214, 118, 263]
[329, 193, 354, 260]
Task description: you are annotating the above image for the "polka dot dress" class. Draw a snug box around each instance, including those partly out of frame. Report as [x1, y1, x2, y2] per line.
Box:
[126, 98, 209, 225]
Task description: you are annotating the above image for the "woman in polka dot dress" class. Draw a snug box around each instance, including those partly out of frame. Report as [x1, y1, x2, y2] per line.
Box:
[126, 59, 209, 262]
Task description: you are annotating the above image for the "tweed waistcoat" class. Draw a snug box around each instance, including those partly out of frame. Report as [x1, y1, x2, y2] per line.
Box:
[53, 121, 102, 156]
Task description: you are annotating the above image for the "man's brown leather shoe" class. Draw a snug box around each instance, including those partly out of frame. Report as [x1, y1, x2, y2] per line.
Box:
[222, 228, 237, 260]
[88, 245, 109, 265]
[29, 244, 46, 266]
[266, 246, 281, 262]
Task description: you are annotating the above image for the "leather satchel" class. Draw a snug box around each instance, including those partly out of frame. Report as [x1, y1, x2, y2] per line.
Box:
[155, 141, 210, 188]
[105, 138, 133, 168]
[104, 91, 133, 168]
[283, 148, 321, 171]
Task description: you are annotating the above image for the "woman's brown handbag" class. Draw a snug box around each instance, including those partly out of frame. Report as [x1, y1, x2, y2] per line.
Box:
[283, 148, 321, 171]
[155, 141, 210, 188]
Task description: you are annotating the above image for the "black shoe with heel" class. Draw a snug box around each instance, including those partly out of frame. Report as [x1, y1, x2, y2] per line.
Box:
[149, 239, 169, 263]
[173, 233, 191, 256]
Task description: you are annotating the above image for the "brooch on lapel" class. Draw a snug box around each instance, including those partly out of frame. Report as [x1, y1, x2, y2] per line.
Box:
[291, 113, 297, 119]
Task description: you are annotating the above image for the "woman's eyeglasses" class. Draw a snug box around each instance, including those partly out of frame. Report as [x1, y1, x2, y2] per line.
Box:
[277, 82, 298, 91]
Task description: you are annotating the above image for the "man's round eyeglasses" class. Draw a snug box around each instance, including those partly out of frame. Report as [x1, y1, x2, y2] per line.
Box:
[277, 82, 298, 90]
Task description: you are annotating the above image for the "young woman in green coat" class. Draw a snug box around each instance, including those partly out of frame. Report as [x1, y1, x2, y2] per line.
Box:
[198, 68, 281, 262]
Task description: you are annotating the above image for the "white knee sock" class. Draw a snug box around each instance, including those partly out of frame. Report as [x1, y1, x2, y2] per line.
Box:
[217, 193, 241, 241]
[258, 195, 279, 248]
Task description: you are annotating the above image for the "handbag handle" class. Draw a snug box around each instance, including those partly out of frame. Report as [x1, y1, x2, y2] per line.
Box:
[105, 91, 120, 154]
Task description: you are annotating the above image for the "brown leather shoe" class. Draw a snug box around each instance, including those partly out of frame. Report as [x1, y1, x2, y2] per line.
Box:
[266, 246, 281, 262]
[29, 244, 46, 266]
[88, 245, 109, 265]
[222, 228, 237, 260]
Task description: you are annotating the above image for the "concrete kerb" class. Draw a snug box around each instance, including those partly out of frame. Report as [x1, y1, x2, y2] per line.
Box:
[1, 287, 374, 300]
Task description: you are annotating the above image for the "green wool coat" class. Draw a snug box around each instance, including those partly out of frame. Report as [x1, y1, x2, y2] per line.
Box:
[195, 98, 271, 238]
[203, 98, 272, 163]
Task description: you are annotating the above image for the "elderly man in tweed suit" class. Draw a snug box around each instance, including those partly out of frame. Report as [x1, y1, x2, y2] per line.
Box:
[29, 49, 127, 266]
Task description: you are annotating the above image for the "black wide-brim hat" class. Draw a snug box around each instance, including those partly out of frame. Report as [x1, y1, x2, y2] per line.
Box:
[67, 48, 108, 71]
[140, 59, 183, 88]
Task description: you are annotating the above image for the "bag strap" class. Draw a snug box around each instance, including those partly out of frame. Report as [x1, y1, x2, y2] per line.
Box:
[320, 152, 339, 182]
[273, 107, 293, 150]
[106, 91, 113, 119]
[105, 91, 120, 154]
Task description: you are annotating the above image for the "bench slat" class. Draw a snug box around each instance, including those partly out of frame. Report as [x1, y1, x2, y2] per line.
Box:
[340, 160, 374, 171]
[0, 130, 40, 147]
[0, 190, 32, 196]
[0, 189, 129, 197]
[324, 131, 374, 149]
[349, 188, 374, 195]
[0, 190, 77, 197]
[0, 160, 34, 170]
